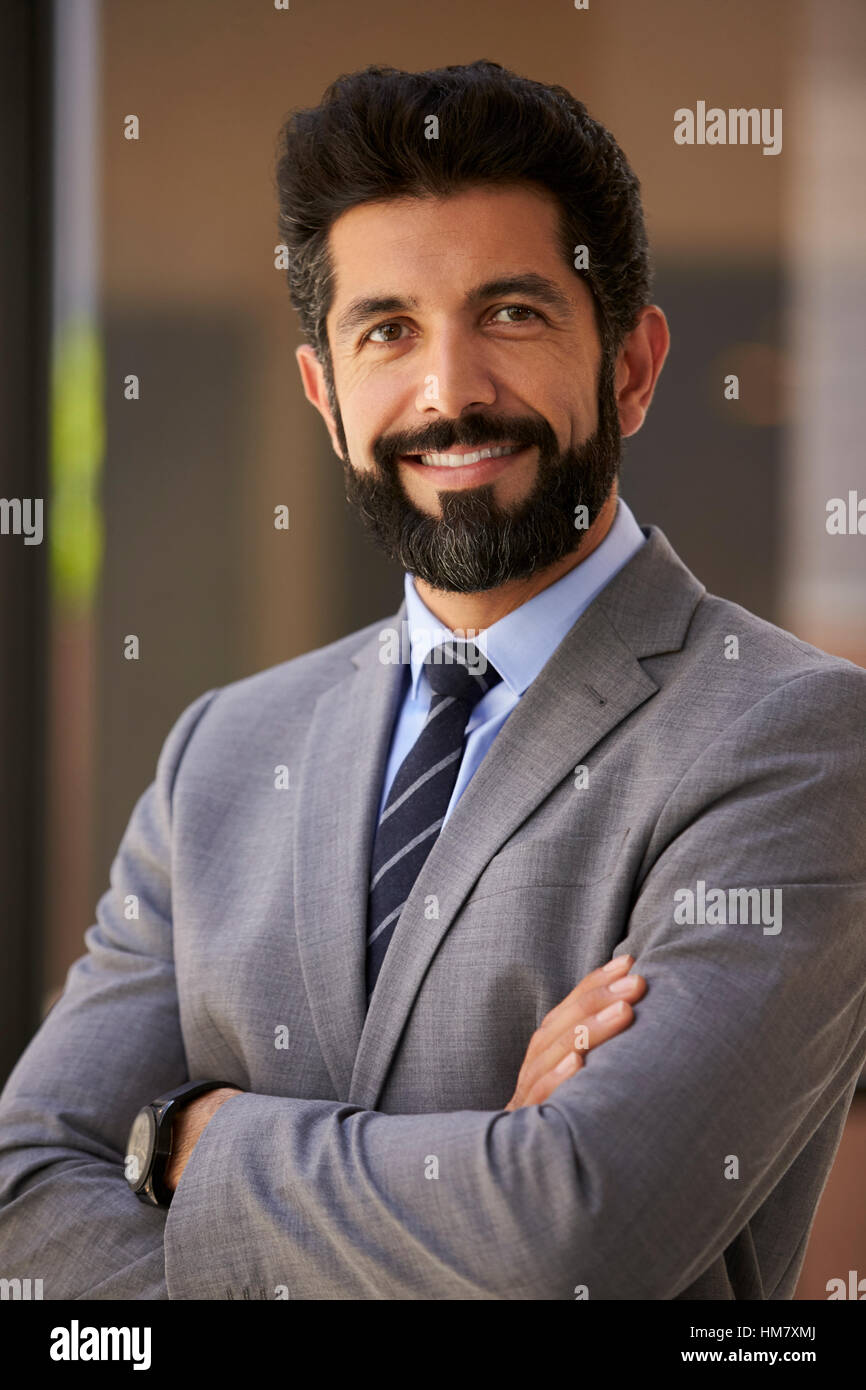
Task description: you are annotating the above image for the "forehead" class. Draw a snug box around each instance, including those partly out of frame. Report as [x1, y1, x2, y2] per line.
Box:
[326, 184, 576, 315]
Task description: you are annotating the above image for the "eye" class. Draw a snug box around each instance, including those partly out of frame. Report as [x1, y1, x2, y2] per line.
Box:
[364, 321, 407, 344]
[489, 304, 543, 324]
[361, 304, 543, 346]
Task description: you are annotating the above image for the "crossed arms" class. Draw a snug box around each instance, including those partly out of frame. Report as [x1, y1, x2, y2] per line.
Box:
[0, 670, 864, 1299]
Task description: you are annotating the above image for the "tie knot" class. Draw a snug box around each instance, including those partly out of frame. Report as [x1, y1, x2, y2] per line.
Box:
[422, 640, 502, 707]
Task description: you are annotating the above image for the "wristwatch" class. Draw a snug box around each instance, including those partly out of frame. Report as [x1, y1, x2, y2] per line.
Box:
[125, 1079, 239, 1208]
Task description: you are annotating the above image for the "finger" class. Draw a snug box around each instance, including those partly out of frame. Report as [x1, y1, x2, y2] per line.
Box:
[505, 1046, 585, 1110]
[512, 976, 640, 1105]
[514, 978, 644, 1095]
[515, 1003, 634, 1105]
[519, 1047, 585, 1108]
[517, 1004, 636, 1109]
[536, 954, 634, 1036]
[514, 978, 645, 1102]
[524, 958, 632, 1075]
[508, 960, 641, 1107]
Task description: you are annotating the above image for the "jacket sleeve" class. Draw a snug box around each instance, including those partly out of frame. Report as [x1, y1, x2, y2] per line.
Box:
[163, 667, 866, 1300]
[0, 687, 220, 1300]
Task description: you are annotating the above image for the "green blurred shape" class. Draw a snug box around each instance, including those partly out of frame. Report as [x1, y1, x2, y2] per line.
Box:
[49, 316, 105, 612]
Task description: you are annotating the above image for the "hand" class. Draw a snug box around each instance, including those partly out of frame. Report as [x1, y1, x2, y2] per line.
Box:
[504, 954, 646, 1111]
[164, 1086, 244, 1193]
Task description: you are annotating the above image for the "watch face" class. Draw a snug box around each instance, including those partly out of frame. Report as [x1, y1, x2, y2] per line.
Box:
[125, 1109, 156, 1189]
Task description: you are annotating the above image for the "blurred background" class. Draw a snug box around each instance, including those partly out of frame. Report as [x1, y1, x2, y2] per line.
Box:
[1, 0, 863, 1298]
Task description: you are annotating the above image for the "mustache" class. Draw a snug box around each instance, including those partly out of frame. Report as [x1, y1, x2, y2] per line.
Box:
[371, 413, 558, 469]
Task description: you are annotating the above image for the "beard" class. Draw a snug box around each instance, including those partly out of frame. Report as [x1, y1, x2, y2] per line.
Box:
[333, 343, 622, 595]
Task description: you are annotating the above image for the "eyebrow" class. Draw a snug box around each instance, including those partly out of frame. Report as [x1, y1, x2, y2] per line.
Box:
[332, 272, 576, 345]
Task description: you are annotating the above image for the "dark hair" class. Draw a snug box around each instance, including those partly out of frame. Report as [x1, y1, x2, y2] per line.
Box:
[275, 59, 652, 394]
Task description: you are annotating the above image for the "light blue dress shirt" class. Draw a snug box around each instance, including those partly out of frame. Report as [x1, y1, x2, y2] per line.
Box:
[377, 497, 647, 827]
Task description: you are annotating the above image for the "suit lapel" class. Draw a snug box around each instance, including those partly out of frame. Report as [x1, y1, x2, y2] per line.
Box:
[347, 526, 705, 1108]
[292, 611, 409, 1101]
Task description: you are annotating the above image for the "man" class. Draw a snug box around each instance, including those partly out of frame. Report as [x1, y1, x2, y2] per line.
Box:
[1, 60, 864, 1301]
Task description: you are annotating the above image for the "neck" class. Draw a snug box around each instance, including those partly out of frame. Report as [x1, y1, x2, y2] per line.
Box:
[413, 491, 618, 634]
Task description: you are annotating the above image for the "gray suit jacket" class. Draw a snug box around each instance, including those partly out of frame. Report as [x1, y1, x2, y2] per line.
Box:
[1, 525, 865, 1300]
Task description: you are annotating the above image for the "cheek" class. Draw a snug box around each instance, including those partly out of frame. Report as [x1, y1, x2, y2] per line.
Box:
[549, 382, 598, 447]
[508, 349, 596, 431]
[341, 371, 408, 450]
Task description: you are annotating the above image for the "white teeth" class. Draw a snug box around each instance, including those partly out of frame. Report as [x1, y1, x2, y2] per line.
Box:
[416, 444, 522, 468]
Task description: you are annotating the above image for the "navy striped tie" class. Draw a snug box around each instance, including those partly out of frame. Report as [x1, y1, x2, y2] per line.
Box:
[366, 640, 502, 1000]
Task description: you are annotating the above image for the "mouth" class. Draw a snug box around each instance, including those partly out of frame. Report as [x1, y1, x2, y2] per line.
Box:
[399, 442, 530, 487]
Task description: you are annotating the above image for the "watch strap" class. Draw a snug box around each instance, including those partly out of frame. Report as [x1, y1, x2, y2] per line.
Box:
[130, 1079, 240, 1208]
[151, 1078, 238, 1114]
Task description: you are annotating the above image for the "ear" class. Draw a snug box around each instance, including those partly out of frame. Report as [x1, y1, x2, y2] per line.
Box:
[296, 344, 344, 460]
[614, 306, 670, 439]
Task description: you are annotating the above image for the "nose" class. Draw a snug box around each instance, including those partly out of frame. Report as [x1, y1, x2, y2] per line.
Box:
[413, 324, 498, 417]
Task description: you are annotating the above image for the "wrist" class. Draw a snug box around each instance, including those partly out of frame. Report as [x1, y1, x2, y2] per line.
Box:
[125, 1080, 243, 1208]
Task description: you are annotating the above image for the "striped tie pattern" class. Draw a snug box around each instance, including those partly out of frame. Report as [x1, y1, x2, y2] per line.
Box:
[366, 640, 503, 1001]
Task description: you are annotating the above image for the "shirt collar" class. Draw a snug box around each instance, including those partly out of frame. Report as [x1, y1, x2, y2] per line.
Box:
[402, 497, 646, 700]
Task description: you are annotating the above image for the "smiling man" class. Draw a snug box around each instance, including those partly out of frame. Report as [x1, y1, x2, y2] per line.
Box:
[0, 60, 864, 1303]
[293, 100, 668, 607]
[297, 184, 659, 624]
